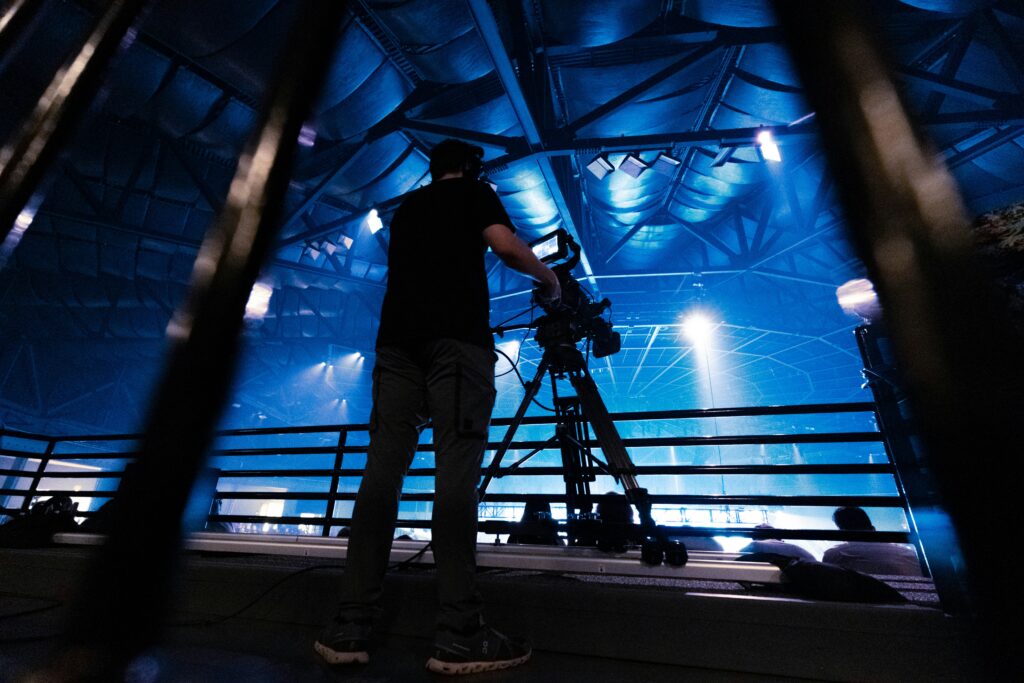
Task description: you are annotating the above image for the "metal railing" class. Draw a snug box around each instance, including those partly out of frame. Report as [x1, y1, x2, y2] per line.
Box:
[1, 400, 916, 546]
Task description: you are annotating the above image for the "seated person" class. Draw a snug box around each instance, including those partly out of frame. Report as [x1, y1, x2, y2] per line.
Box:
[740, 523, 815, 561]
[822, 506, 922, 576]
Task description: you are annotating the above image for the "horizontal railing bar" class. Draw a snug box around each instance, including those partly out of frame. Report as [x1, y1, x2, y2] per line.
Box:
[580, 402, 878, 422]
[41, 431, 884, 461]
[207, 491, 904, 506]
[0, 429, 57, 442]
[209, 463, 896, 478]
[1, 402, 877, 443]
[223, 432, 883, 454]
[0, 449, 48, 458]
[0, 469, 124, 478]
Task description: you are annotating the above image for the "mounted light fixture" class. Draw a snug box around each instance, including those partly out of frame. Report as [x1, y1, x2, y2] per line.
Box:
[756, 129, 782, 162]
[652, 152, 681, 176]
[586, 154, 614, 180]
[340, 235, 354, 249]
[367, 208, 384, 234]
[619, 154, 649, 178]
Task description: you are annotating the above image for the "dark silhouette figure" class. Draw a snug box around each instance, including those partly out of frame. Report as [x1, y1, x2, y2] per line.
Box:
[822, 506, 922, 576]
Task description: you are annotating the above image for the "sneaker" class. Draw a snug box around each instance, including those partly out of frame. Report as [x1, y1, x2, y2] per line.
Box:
[425, 625, 531, 675]
[314, 620, 370, 665]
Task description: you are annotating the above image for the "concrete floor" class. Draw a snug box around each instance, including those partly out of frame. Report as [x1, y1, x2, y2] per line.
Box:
[0, 546, 980, 682]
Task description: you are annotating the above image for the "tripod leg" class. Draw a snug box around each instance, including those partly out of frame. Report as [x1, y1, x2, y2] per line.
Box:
[567, 366, 657, 533]
[478, 355, 549, 498]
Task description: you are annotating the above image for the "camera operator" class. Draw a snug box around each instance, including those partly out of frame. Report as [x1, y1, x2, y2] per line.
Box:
[315, 139, 558, 674]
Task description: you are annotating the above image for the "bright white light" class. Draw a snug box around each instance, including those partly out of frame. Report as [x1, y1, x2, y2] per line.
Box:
[367, 209, 384, 234]
[757, 130, 782, 162]
[495, 339, 522, 375]
[2, 208, 36, 264]
[297, 124, 317, 147]
[683, 314, 714, 346]
[14, 208, 35, 232]
[837, 278, 881, 321]
[244, 282, 273, 320]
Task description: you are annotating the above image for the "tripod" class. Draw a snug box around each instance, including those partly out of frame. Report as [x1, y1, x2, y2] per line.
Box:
[479, 341, 658, 545]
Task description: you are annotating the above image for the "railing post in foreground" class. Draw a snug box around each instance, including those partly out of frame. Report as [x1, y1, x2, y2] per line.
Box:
[0, 0, 47, 70]
[33, 4, 350, 681]
[19, 438, 56, 511]
[775, 3, 1024, 676]
[0, 0, 147, 245]
[323, 428, 348, 537]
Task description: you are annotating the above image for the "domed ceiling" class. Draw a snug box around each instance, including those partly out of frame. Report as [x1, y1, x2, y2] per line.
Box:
[0, 0, 1021, 433]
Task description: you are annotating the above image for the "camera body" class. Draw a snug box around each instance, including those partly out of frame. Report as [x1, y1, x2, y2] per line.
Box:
[528, 231, 621, 358]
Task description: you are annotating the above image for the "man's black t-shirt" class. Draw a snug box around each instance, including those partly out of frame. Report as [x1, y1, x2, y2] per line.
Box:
[376, 177, 513, 351]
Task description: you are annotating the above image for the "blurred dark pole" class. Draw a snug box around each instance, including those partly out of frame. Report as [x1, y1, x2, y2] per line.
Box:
[0, 0, 46, 69]
[0, 0, 146, 245]
[27, 2, 349, 681]
[774, 2, 1024, 677]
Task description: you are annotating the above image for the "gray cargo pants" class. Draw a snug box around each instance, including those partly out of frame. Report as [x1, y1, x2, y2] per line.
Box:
[336, 338, 496, 634]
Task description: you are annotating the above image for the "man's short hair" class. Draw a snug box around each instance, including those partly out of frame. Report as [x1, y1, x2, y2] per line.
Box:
[429, 139, 484, 180]
[833, 506, 875, 531]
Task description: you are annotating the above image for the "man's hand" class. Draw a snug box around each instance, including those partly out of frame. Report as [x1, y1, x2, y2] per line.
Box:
[536, 270, 561, 308]
[483, 224, 561, 304]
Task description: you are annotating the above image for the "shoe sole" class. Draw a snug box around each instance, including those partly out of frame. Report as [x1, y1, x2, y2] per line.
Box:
[314, 640, 369, 665]
[424, 652, 530, 675]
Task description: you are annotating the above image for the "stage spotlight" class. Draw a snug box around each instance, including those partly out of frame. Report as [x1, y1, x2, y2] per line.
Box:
[340, 235, 354, 249]
[245, 282, 274, 320]
[683, 313, 714, 346]
[756, 129, 782, 162]
[619, 154, 649, 178]
[367, 209, 384, 234]
[652, 153, 681, 176]
[586, 155, 615, 180]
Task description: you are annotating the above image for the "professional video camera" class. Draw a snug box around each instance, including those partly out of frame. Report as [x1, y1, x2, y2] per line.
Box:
[528, 230, 621, 358]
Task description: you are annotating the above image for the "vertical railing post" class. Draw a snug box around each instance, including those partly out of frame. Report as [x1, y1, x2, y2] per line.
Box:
[35, 4, 351, 680]
[323, 428, 347, 537]
[775, 2, 1024, 675]
[0, 0, 47, 71]
[856, 324, 970, 614]
[19, 437, 56, 511]
[0, 0, 147, 244]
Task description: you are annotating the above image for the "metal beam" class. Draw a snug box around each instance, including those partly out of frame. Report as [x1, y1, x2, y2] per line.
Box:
[466, 0, 599, 293]
[895, 64, 1013, 108]
[0, 0, 147, 245]
[396, 117, 520, 150]
[567, 41, 721, 134]
[38, 208, 385, 291]
[944, 125, 1023, 169]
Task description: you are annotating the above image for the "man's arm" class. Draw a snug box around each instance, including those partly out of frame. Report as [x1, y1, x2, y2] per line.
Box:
[482, 224, 561, 302]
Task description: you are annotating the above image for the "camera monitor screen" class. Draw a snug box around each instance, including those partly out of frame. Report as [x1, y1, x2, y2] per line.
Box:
[530, 230, 568, 264]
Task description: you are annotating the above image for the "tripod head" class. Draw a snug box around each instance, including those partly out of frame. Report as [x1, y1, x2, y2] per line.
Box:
[526, 230, 621, 359]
